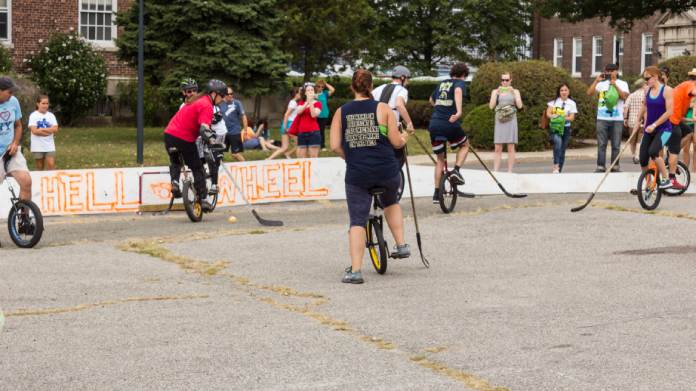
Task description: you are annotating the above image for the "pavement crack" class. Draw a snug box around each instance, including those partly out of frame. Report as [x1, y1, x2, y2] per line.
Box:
[593, 202, 696, 222]
[4, 294, 210, 317]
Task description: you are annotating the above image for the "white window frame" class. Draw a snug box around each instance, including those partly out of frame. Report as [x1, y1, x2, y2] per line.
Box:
[0, 0, 11, 44]
[78, 0, 117, 48]
[572, 37, 582, 77]
[613, 34, 624, 72]
[553, 38, 563, 67]
[642, 33, 653, 71]
[592, 36, 603, 76]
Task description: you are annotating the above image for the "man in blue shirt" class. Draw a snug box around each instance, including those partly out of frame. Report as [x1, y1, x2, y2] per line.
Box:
[428, 63, 470, 203]
[219, 87, 247, 162]
[0, 77, 32, 202]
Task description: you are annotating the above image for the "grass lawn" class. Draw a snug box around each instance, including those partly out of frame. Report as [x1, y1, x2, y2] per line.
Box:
[23, 127, 433, 170]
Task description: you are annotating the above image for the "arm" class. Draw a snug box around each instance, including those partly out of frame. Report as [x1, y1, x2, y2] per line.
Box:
[325, 83, 335, 96]
[634, 100, 646, 133]
[309, 102, 321, 118]
[429, 96, 435, 106]
[29, 125, 53, 137]
[566, 113, 576, 122]
[546, 104, 556, 118]
[395, 96, 414, 131]
[8, 120, 22, 155]
[254, 123, 264, 137]
[586, 75, 602, 96]
[381, 103, 408, 149]
[242, 114, 248, 130]
[329, 108, 344, 158]
[449, 87, 463, 123]
[514, 89, 523, 109]
[281, 106, 293, 129]
[489, 89, 498, 110]
[296, 101, 309, 115]
[623, 95, 631, 127]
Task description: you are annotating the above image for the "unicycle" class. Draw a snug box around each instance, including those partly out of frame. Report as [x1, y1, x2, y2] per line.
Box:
[366, 187, 390, 274]
[437, 147, 460, 214]
[168, 146, 214, 222]
[1, 154, 44, 248]
[637, 160, 662, 210]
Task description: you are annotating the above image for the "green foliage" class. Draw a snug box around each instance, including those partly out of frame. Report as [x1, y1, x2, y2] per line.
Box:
[116, 81, 171, 126]
[27, 33, 107, 125]
[289, 76, 442, 100]
[537, 0, 684, 30]
[658, 56, 696, 86]
[469, 60, 596, 140]
[0, 45, 12, 73]
[281, 0, 377, 78]
[116, 0, 288, 104]
[366, 0, 473, 75]
[462, 104, 548, 152]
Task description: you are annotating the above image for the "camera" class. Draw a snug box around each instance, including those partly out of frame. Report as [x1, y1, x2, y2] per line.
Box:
[602, 72, 612, 81]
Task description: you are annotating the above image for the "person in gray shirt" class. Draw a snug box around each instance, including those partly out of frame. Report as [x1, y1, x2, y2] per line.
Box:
[220, 87, 248, 162]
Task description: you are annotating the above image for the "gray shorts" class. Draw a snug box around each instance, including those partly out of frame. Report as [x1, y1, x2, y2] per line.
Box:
[31, 151, 56, 160]
[0, 149, 29, 182]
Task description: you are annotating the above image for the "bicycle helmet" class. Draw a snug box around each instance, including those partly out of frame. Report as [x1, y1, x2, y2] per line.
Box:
[205, 79, 228, 97]
[392, 65, 411, 79]
[180, 78, 198, 91]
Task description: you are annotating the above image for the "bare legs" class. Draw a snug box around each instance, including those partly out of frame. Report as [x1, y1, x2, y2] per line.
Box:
[494, 143, 516, 172]
[9, 170, 32, 201]
[347, 203, 405, 272]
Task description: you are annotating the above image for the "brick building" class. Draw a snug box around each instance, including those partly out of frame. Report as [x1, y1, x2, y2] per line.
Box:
[533, 13, 662, 83]
[1, 0, 134, 96]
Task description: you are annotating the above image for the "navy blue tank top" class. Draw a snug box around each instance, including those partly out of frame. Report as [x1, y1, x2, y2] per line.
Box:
[430, 79, 467, 121]
[341, 99, 400, 186]
[645, 85, 672, 134]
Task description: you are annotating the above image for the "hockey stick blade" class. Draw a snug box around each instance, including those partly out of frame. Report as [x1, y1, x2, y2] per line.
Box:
[416, 233, 430, 268]
[497, 183, 527, 198]
[457, 190, 476, 198]
[571, 193, 596, 213]
[251, 209, 283, 226]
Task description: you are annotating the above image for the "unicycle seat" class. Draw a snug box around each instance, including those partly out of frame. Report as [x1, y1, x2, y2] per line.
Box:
[168, 147, 180, 154]
[369, 187, 386, 196]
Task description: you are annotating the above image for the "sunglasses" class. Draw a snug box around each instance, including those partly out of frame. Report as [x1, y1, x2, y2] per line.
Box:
[184, 89, 197, 94]
[501, 78, 511, 82]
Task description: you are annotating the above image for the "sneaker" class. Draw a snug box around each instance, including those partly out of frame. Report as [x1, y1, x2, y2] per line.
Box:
[342, 267, 364, 284]
[449, 170, 465, 185]
[670, 177, 685, 190]
[391, 244, 411, 259]
[630, 188, 638, 195]
[610, 166, 621, 173]
[171, 180, 182, 198]
[552, 168, 560, 174]
[209, 184, 219, 195]
[432, 189, 440, 204]
[201, 199, 214, 212]
[633, 156, 640, 165]
[658, 179, 673, 189]
[594, 166, 606, 173]
[17, 214, 35, 235]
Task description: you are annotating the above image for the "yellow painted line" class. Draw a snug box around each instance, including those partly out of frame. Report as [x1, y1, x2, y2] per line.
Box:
[5, 294, 209, 317]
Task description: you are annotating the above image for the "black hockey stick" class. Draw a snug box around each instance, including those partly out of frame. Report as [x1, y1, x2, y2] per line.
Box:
[403, 145, 430, 268]
[469, 146, 527, 198]
[571, 126, 640, 212]
[411, 133, 475, 198]
[219, 163, 284, 226]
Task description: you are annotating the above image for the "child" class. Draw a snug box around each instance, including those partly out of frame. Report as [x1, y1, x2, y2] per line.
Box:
[29, 95, 59, 170]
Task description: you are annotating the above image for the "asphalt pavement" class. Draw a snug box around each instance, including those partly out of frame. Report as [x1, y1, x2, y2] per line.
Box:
[2, 189, 696, 390]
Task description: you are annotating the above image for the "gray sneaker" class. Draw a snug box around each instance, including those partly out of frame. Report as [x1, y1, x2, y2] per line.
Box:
[342, 267, 364, 284]
[392, 244, 411, 259]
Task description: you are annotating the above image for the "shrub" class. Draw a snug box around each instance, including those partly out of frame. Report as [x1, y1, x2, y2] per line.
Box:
[116, 81, 172, 127]
[469, 60, 596, 143]
[658, 56, 696, 86]
[28, 33, 107, 125]
[0, 45, 12, 73]
[288, 76, 441, 100]
[462, 104, 548, 152]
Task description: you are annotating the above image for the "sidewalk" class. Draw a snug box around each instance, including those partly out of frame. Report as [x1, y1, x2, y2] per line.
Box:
[408, 140, 605, 166]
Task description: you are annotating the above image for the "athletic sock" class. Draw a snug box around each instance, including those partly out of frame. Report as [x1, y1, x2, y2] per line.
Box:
[454, 165, 461, 171]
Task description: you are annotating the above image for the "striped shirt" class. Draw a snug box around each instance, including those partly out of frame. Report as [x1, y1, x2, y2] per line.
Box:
[624, 89, 645, 129]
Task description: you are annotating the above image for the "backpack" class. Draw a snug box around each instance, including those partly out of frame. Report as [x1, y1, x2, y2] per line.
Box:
[379, 84, 399, 106]
[604, 84, 620, 112]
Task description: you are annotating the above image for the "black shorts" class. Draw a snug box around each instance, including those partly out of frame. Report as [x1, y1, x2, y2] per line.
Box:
[666, 123, 682, 154]
[225, 133, 244, 153]
[428, 119, 468, 154]
[676, 121, 695, 138]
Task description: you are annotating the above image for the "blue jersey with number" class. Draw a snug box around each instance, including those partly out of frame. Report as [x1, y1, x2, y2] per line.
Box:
[430, 79, 466, 122]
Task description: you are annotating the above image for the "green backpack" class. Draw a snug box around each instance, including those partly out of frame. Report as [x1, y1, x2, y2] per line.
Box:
[549, 115, 566, 136]
[604, 85, 620, 112]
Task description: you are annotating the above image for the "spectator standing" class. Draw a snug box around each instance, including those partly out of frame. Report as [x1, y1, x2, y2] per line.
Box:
[315, 80, 335, 151]
[683, 97, 696, 171]
[624, 78, 648, 164]
[489, 72, 523, 172]
[546, 84, 577, 173]
[294, 83, 322, 158]
[29, 95, 59, 171]
[267, 87, 300, 160]
[586, 63, 630, 172]
[220, 87, 248, 162]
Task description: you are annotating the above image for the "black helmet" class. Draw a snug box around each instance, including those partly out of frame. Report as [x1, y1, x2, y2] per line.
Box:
[180, 78, 198, 91]
[205, 79, 228, 96]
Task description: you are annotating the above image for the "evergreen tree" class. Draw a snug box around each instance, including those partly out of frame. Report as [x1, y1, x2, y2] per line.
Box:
[116, 0, 288, 107]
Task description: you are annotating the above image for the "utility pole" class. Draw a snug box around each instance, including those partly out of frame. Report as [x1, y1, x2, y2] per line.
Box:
[136, 0, 145, 164]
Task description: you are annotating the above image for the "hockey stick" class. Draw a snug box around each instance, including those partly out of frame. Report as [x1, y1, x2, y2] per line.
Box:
[403, 145, 430, 268]
[571, 126, 640, 212]
[219, 163, 284, 226]
[469, 146, 527, 198]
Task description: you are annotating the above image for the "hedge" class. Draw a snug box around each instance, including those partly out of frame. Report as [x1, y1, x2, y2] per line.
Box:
[468, 60, 597, 144]
[0, 45, 11, 73]
[287, 76, 442, 100]
[327, 97, 436, 128]
[658, 56, 696, 86]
